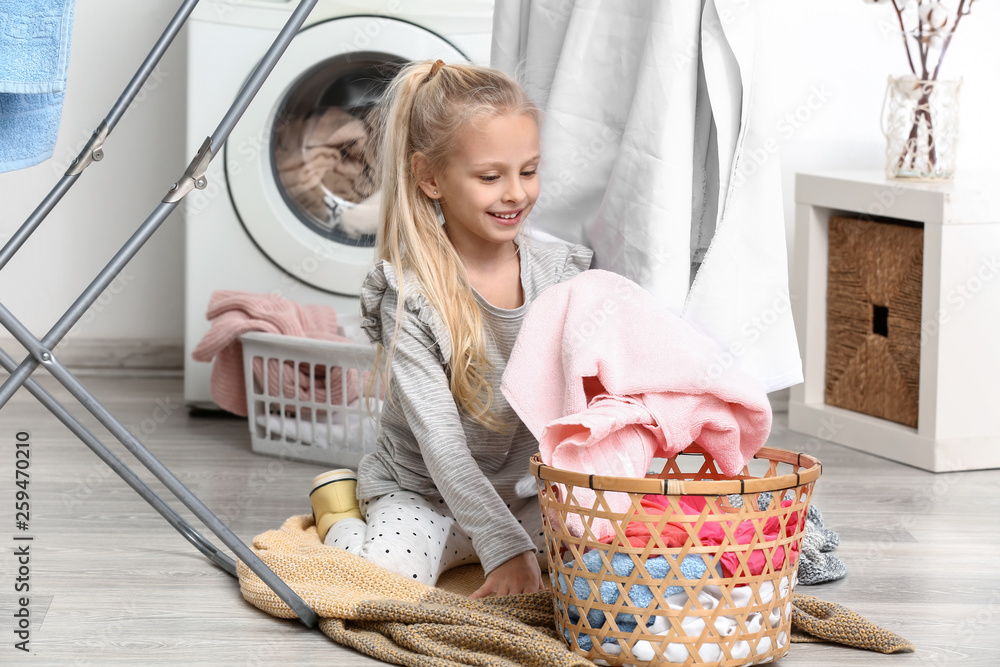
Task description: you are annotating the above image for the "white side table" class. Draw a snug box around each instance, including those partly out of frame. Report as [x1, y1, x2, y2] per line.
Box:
[788, 170, 1000, 472]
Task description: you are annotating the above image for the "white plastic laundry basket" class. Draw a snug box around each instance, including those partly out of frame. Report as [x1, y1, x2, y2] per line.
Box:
[240, 331, 381, 468]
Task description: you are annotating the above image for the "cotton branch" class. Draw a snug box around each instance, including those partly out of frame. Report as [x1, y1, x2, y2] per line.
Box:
[916, 1, 930, 79]
[930, 0, 970, 80]
[890, 0, 918, 75]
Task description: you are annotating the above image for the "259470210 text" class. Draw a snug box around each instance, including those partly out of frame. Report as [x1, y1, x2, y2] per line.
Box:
[13, 430, 33, 653]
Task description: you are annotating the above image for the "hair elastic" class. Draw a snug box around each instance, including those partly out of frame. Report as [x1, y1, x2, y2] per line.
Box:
[424, 59, 446, 83]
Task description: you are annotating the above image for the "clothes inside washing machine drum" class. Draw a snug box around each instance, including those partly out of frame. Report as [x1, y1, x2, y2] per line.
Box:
[273, 105, 379, 236]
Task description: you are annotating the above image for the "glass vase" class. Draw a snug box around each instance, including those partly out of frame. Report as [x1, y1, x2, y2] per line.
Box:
[881, 76, 962, 181]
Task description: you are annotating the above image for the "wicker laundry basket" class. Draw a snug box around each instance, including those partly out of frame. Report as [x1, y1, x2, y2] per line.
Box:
[531, 446, 821, 666]
[825, 216, 923, 428]
[240, 331, 381, 468]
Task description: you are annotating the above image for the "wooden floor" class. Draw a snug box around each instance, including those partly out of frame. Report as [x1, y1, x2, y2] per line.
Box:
[1, 373, 998, 665]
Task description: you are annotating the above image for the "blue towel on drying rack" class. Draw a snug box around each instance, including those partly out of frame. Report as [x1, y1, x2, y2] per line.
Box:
[0, 0, 76, 172]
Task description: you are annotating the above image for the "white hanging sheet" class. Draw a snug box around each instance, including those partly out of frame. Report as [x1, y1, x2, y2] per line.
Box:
[492, 0, 802, 391]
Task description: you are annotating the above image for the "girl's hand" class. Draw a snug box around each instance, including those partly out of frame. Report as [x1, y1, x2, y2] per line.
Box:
[469, 551, 544, 599]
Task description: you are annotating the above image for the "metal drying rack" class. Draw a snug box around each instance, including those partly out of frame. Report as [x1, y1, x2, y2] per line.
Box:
[0, 0, 325, 628]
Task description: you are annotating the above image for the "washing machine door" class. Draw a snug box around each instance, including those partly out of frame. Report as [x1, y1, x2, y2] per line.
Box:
[226, 17, 468, 296]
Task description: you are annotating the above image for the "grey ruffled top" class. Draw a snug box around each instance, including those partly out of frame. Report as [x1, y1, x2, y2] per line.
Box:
[356, 237, 593, 575]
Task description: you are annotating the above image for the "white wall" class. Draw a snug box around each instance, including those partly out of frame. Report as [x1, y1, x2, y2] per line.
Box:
[0, 0, 187, 361]
[0, 0, 997, 367]
[756, 0, 1000, 254]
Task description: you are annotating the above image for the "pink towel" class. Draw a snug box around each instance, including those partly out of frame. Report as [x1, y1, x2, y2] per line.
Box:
[501, 270, 772, 539]
[190, 290, 356, 416]
[502, 270, 771, 474]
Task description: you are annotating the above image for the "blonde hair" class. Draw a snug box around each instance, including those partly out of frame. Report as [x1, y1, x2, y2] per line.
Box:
[370, 60, 539, 431]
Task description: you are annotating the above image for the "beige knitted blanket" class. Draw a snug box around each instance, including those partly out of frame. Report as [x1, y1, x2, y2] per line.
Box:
[238, 515, 912, 666]
[238, 515, 591, 666]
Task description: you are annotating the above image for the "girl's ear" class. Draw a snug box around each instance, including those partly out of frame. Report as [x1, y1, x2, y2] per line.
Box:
[411, 152, 439, 199]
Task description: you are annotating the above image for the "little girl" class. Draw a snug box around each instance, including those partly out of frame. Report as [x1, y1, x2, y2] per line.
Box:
[309, 60, 592, 598]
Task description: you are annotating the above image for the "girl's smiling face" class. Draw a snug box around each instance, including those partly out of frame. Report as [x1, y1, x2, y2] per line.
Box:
[425, 113, 540, 257]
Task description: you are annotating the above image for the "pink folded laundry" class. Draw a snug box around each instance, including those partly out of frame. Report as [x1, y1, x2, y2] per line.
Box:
[501, 270, 772, 540]
[250, 356, 361, 417]
[191, 290, 357, 416]
[644, 494, 803, 577]
[541, 394, 664, 478]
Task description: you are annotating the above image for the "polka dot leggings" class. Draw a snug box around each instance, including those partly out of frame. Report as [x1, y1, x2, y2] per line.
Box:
[323, 491, 546, 586]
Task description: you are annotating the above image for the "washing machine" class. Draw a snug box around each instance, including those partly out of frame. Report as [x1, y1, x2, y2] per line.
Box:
[183, 0, 495, 408]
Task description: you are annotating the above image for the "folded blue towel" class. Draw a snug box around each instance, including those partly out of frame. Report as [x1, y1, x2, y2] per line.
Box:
[557, 549, 710, 646]
[0, 0, 76, 172]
